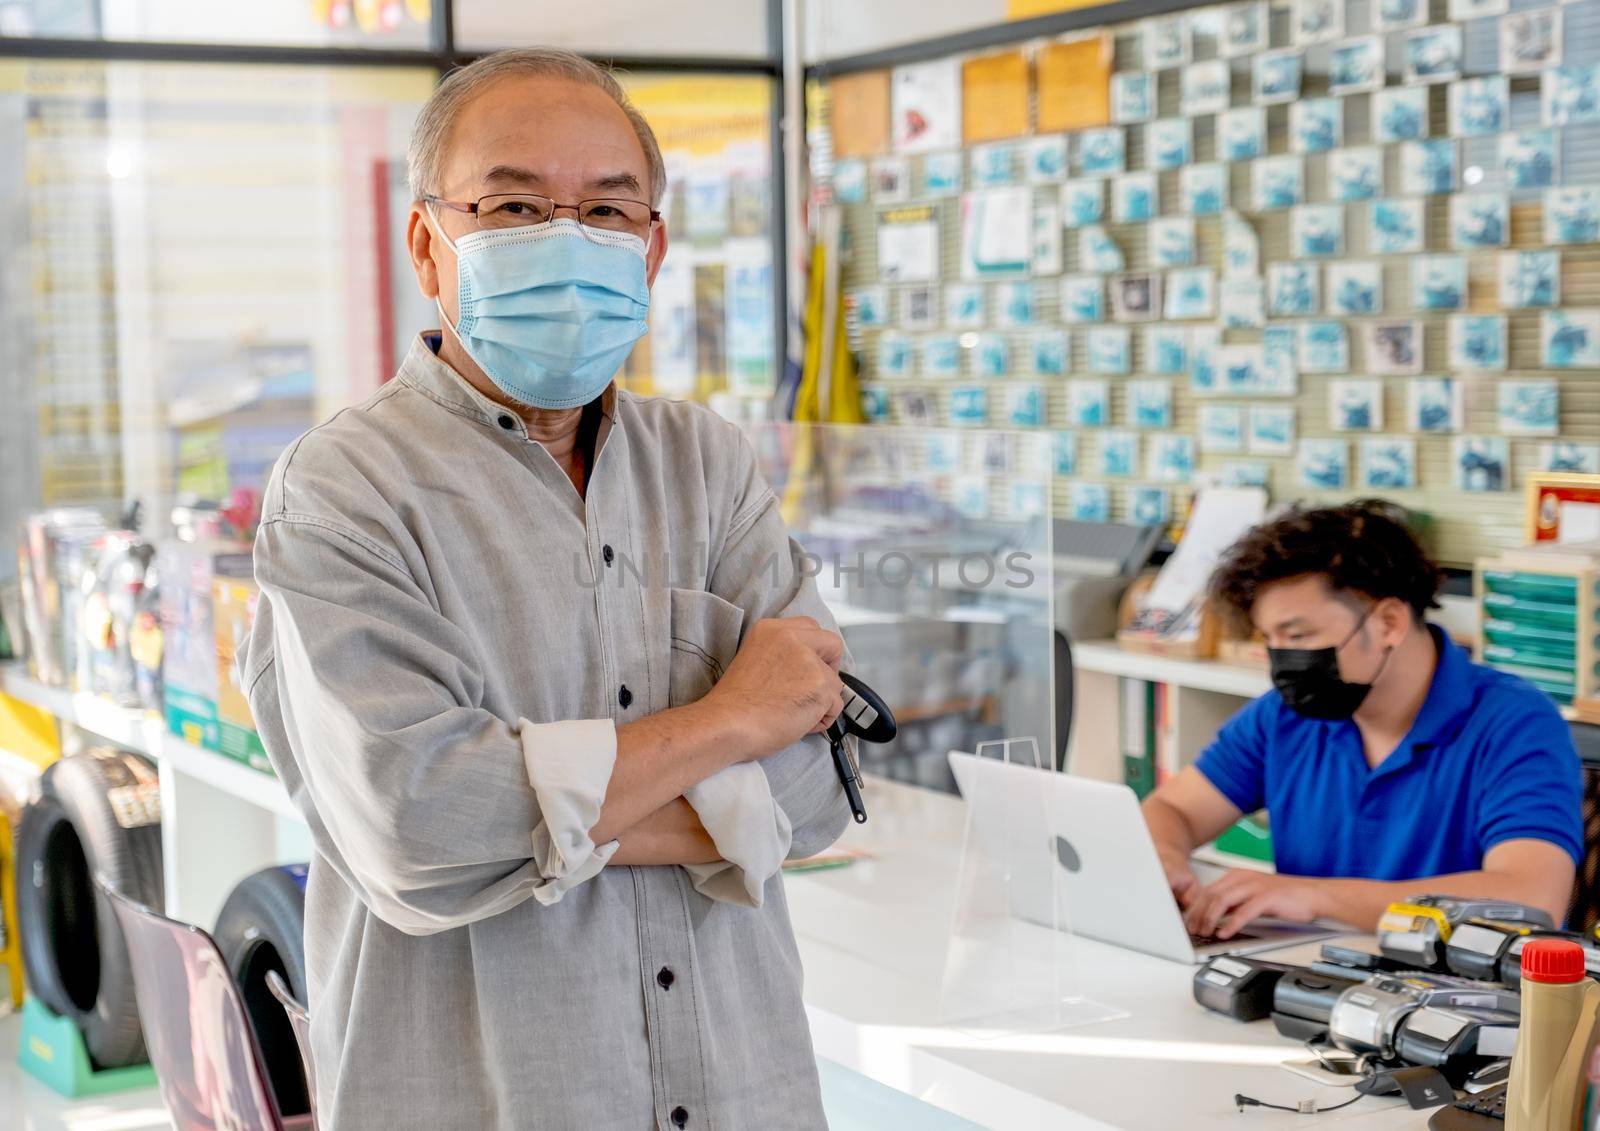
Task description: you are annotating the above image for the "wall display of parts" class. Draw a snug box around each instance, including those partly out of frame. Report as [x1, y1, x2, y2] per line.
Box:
[214, 863, 310, 1120]
[14, 748, 162, 1068]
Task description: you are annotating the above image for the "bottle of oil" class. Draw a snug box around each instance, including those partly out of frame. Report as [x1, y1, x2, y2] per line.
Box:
[1508, 938, 1600, 1131]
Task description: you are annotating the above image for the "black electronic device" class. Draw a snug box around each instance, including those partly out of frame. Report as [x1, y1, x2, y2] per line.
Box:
[1445, 919, 1546, 982]
[826, 672, 897, 824]
[1311, 943, 1412, 980]
[1193, 955, 1294, 1021]
[1271, 968, 1364, 1042]
[1394, 1006, 1520, 1086]
[1329, 973, 1520, 1061]
[1379, 897, 1554, 971]
[1428, 1082, 1507, 1129]
[1498, 929, 1600, 984]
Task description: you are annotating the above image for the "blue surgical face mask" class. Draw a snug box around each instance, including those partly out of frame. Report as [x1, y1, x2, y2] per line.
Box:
[432, 213, 651, 410]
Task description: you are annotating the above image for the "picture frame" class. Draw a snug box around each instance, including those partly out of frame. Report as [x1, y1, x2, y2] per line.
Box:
[1543, 62, 1600, 126]
[1327, 260, 1383, 316]
[1291, 204, 1346, 257]
[1112, 173, 1158, 223]
[1400, 139, 1458, 196]
[1252, 155, 1305, 210]
[922, 335, 963, 378]
[1248, 405, 1297, 455]
[971, 333, 1009, 377]
[1297, 320, 1351, 374]
[1502, 129, 1560, 191]
[1329, 37, 1385, 95]
[862, 386, 891, 422]
[1031, 330, 1071, 377]
[1147, 118, 1193, 172]
[1149, 216, 1198, 268]
[1545, 186, 1600, 245]
[1199, 404, 1245, 452]
[1099, 431, 1140, 478]
[1180, 163, 1229, 215]
[852, 285, 889, 327]
[1111, 271, 1162, 322]
[1060, 275, 1106, 323]
[1453, 436, 1511, 493]
[1148, 434, 1198, 484]
[1450, 193, 1510, 249]
[1502, 8, 1562, 74]
[901, 284, 939, 329]
[1080, 225, 1126, 273]
[1219, 107, 1267, 161]
[1164, 268, 1217, 320]
[1006, 383, 1047, 429]
[1146, 326, 1189, 375]
[1068, 483, 1111, 522]
[877, 333, 913, 378]
[1268, 262, 1320, 317]
[1060, 178, 1106, 228]
[1024, 135, 1069, 184]
[970, 142, 1019, 188]
[1449, 314, 1509, 372]
[920, 151, 963, 197]
[1189, 328, 1222, 394]
[1538, 443, 1600, 475]
[1448, 76, 1509, 137]
[1076, 127, 1127, 176]
[1067, 379, 1110, 427]
[1373, 0, 1427, 32]
[1359, 437, 1418, 490]
[1497, 379, 1561, 435]
[1292, 0, 1344, 46]
[1220, 1, 1269, 56]
[1500, 250, 1561, 309]
[1181, 60, 1232, 116]
[1254, 49, 1302, 105]
[994, 281, 1038, 328]
[833, 158, 868, 203]
[1328, 147, 1383, 203]
[1330, 378, 1384, 432]
[1373, 87, 1430, 143]
[1408, 377, 1464, 434]
[1111, 72, 1155, 124]
[1087, 326, 1133, 374]
[1130, 486, 1171, 528]
[1129, 380, 1175, 429]
[1541, 309, 1600, 368]
[1365, 319, 1425, 376]
[871, 155, 910, 201]
[944, 283, 986, 328]
[1412, 255, 1468, 312]
[1144, 14, 1193, 70]
[1220, 277, 1266, 329]
[1524, 472, 1600, 543]
[1298, 440, 1351, 489]
[1404, 26, 1464, 85]
[1290, 98, 1343, 154]
[1369, 198, 1425, 254]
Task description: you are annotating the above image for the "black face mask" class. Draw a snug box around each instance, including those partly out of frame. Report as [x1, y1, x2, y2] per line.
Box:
[1267, 609, 1393, 722]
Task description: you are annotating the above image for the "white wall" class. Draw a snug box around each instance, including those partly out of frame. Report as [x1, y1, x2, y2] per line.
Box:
[803, 0, 1011, 64]
[455, 0, 770, 57]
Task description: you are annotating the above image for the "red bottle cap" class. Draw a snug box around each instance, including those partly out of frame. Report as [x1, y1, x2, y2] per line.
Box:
[1523, 938, 1587, 985]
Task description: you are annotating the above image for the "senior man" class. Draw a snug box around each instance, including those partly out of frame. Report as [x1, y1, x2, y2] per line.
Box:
[242, 49, 852, 1130]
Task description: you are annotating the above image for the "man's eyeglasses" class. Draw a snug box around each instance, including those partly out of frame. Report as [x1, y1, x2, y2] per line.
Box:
[425, 193, 661, 239]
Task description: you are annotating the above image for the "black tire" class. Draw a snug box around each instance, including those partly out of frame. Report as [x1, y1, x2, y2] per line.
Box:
[214, 864, 309, 1119]
[15, 750, 163, 1069]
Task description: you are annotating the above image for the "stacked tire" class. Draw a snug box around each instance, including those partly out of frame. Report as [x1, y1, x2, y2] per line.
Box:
[14, 749, 163, 1068]
[215, 863, 310, 1119]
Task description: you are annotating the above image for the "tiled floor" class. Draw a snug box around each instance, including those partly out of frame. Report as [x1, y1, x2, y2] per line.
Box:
[0, 1010, 171, 1131]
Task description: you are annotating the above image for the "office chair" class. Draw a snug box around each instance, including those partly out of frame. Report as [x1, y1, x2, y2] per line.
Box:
[1569, 757, 1600, 933]
[98, 877, 314, 1131]
[266, 970, 318, 1128]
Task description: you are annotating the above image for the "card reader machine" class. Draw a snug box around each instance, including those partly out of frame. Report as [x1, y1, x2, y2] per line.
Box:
[1271, 968, 1364, 1042]
[1393, 1006, 1520, 1084]
[1193, 955, 1294, 1022]
[1499, 930, 1600, 984]
[1329, 973, 1521, 1061]
[1378, 897, 1554, 971]
[1445, 919, 1547, 982]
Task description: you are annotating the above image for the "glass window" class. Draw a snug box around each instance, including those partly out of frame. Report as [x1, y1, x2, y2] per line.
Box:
[0, 0, 434, 49]
[453, 0, 768, 58]
[0, 58, 435, 577]
[617, 73, 778, 405]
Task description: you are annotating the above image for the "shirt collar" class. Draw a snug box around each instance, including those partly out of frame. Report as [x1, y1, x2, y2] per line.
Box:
[1364, 624, 1474, 781]
[397, 332, 618, 437]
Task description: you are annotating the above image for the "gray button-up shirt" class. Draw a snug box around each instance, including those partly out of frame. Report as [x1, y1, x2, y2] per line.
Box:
[242, 334, 851, 1130]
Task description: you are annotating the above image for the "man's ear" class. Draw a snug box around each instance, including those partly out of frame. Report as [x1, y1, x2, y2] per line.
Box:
[407, 203, 441, 300]
[1377, 596, 1413, 646]
[645, 222, 669, 287]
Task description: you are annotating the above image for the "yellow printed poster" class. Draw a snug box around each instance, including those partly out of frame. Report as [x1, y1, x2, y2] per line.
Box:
[829, 70, 892, 158]
[961, 50, 1030, 144]
[1008, 0, 1112, 18]
[1037, 34, 1112, 132]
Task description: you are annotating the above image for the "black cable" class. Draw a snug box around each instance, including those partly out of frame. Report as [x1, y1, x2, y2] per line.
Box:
[1234, 1092, 1364, 1114]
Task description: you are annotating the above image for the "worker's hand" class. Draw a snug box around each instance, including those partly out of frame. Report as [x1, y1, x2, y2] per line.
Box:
[1156, 845, 1199, 908]
[1183, 869, 1326, 940]
[701, 616, 844, 761]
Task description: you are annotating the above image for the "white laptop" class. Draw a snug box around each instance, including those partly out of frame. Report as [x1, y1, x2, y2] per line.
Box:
[948, 751, 1333, 964]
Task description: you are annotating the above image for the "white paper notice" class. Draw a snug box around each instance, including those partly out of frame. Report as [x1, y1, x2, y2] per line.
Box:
[960, 187, 1033, 280]
[1558, 501, 1600, 544]
[893, 59, 962, 154]
[1145, 487, 1268, 616]
[877, 205, 941, 283]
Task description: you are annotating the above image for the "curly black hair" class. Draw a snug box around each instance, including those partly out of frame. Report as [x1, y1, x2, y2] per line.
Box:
[1209, 500, 1444, 631]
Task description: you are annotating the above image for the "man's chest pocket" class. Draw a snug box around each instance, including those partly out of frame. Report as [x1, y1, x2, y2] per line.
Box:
[668, 587, 746, 708]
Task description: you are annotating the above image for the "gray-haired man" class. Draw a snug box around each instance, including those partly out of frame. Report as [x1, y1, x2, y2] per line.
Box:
[242, 49, 851, 1130]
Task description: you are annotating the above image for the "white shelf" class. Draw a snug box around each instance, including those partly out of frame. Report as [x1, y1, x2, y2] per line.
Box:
[0, 663, 295, 819]
[1070, 640, 1272, 700]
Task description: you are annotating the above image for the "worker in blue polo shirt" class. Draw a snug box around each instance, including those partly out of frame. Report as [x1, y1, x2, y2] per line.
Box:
[1142, 500, 1583, 939]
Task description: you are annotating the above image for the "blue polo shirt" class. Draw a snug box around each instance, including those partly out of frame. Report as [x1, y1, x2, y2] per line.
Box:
[1195, 625, 1583, 880]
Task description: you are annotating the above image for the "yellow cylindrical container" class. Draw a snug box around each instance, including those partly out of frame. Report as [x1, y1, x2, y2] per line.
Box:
[1507, 938, 1600, 1131]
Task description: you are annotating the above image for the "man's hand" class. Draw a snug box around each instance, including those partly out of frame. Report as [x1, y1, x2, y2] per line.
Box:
[1183, 869, 1326, 939]
[1157, 846, 1199, 908]
[700, 616, 845, 761]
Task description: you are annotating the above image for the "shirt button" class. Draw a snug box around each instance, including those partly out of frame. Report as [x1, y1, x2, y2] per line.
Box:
[656, 967, 674, 990]
[496, 413, 516, 430]
[618, 684, 633, 709]
[603, 544, 615, 566]
[671, 1107, 689, 1128]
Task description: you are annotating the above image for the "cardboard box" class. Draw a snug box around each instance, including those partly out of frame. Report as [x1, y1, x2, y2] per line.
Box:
[158, 540, 250, 752]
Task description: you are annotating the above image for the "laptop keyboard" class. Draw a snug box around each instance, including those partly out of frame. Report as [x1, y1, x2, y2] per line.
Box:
[1189, 928, 1262, 948]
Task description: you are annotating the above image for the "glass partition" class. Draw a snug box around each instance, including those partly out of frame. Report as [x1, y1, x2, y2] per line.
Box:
[741, 421, 1056, 793]
[0, 0, 433, 48]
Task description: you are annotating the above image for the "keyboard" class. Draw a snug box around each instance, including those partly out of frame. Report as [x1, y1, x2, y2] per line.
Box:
[1189, 928, 1262, 948]
[1428, 1083, 1505, 1129]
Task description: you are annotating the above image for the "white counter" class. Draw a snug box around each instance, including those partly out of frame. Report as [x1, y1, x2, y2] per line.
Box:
[786, 778, 1427, 1130]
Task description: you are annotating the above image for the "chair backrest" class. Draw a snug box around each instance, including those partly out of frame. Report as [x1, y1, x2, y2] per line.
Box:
[99, 878, 285, 1131]
[265, 969, 317, 1124]
[1569, 758, 1600, 933]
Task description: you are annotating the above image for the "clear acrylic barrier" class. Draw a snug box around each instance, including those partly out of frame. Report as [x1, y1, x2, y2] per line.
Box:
[740, 421, 1057, 793]
[938, 738, 1126, 1037]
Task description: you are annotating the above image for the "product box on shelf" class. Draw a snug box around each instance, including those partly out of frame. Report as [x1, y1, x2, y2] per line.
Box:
[158, 540, 251, 752]
[17, 510, 108, 688]
[1473, 553, 1599, 705]
[212, 574, 267, 773]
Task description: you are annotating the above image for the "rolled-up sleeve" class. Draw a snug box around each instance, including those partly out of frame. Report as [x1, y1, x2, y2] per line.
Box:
[249, 514, 617, 935]
[682, 762, 794, 905]
[706, 437, 854, 863]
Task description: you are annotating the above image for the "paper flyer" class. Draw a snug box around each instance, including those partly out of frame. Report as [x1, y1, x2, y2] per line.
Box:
[960, 187, 1033, 280]
[829, 69, 892, 158]
[962, 49, 1030, 143]
[876, 204, 941, 283]
[892, 58, 961, 154]
[726, 258, 775, 395]
[648, 257, 696, 397]
[1037, 34, 1112, 132]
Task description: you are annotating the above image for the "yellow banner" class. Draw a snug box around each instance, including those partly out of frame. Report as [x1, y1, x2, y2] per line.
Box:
[1008, 0, 1109, 17]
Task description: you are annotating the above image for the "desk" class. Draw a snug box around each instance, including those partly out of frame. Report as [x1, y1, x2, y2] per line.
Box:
[787, 777, 1426, 1130]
